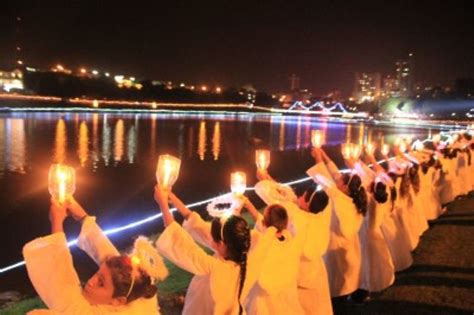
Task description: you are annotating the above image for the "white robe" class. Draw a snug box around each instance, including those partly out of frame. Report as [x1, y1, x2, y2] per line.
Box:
[245, 214, 304, 315]
[255, 180, 333, 315]
[23, 217, 160, 315]
[419, 167, 442, 220]
[156, 213, 272, 315]
[353, 162, 395, 292]
[307, 162, 363, 297]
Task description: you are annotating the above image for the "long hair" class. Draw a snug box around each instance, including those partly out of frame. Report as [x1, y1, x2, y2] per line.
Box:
[105, 256, 157, 304]
[342, 173, 367, 216]
[370, 181, 388, 204]
[211, 215, 250, 315]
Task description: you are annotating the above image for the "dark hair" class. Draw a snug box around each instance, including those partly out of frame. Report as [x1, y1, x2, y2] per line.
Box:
[302, 184, 329, 214]
[465, 147, 472, 166]
[264, 204, 288, 233]
[105, 256, 157, 304]
[409, 164, 420, 194]
[211, 215, 250, 315]
[342, 173, 367, 215]
[370, 181, 388, 203]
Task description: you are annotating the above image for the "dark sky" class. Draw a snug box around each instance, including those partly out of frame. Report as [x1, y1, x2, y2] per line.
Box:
[1, 0, 474, 96]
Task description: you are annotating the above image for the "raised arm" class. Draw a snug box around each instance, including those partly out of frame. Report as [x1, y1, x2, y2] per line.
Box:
[169, 192, 192, 220]
[154, 186, 174, 227]
[68, 197, 119, 265]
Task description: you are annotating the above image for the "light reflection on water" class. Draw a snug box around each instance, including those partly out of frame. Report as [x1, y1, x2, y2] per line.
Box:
[0, 112, 438, 267]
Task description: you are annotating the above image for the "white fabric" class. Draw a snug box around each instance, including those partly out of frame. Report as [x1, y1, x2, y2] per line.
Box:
[255, 180, 333, 315]
[307, 162, 363, 297]
[156, 216, 272, 315]
[23, 219, 159, 315]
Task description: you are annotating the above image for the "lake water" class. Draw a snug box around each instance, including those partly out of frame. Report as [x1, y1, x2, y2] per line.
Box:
[0, 111, 442, 290]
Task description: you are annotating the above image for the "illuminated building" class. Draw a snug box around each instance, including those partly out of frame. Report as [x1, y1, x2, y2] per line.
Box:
[395, 53, 415, 97]
[352, 72, 381, 103]
[0, 68, 24, 92]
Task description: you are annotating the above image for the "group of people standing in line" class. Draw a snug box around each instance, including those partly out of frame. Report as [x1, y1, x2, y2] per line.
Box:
[23, 129, 473, 314]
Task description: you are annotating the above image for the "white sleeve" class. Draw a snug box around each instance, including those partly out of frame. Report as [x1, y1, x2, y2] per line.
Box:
[354, 161, 376, 187]
[306, 162, 336, 188]
[23, 233, 101, 314]
[156, 222, 216, 276]
[77, 216, 120, 265]
[182, 212, 215, 251]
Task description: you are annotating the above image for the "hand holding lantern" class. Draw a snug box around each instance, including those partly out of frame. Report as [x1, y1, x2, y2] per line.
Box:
[365, 142, 375, 156]
[311, 130, 325, 148]
[255, 150, 270, 171]
[156, 154, 181, 190]
[48, 164, 76, 204]
[351, 144, 362, 160]
[230, 171, 246, 196]
[341, 143, 352, 160]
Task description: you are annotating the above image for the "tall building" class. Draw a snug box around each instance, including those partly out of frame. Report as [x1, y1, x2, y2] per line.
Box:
[352, 72, 381, 103]
[395, 53, 415, 97]
[290, 74, 300, 91]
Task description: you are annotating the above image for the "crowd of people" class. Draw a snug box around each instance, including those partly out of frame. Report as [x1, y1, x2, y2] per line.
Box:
[23, 129, 473, 314]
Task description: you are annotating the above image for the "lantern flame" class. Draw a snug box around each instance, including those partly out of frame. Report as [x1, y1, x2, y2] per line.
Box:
[230, 172, 246, 195]
[311, 130, 325, 148]
[48, 164, 76, 204]
[381, 144, 390, 156]
[255, 150, 270, 171]
[156, 154, 181, 190]
[365, 142, 375, 156]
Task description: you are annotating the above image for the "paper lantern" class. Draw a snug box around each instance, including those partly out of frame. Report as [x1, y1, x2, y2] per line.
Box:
[311, 130, 325, 148]
[156, 154, 181, 190]
[351, 144, 362, 160]
[381, 144, 390, 156]
[341, 143, 352, 160]
[255, 150, 270, 171]
[432, 134, 441, 144]
[48, 164, 76, 204]
[230, 171, 246, 195]
[399, 141, 407, 153]
[365, 142, 375, 155]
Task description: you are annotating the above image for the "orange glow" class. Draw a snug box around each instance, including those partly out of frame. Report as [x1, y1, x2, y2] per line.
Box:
[156, 154, 181, 190]
[212, 122, 221, 160]
[351, 144, 362, 160]
[230, 171, 246, 195]
[311, 130, 325, 148]
[255, 149, 270, 171]
[341, 143, 352, 160]
[131, 255, 141, 267]
[78, 121, 89, 167]
[198, 121, 206, 160]
[365, 142, 375, 155]
[114, 119, 124, 162]
[54, 119, 67, 163]
[48, 164, 75, 204]
[381, 144, 390, 156]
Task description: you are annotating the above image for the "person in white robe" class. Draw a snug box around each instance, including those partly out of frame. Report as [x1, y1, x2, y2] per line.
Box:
[254, 169, 333, 315]
[154, 186, 272, 315]
[238, 196, 304, 315]
[23, 197, 165, 315]
[349, 155, 395, 293]
[306, 148, 365, 298]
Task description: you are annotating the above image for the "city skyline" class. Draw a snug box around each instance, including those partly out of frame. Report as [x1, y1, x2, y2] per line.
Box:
[1, 1, 474, 96]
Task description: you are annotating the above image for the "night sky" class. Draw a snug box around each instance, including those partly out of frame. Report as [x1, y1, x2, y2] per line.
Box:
[1, 0, 474, 96]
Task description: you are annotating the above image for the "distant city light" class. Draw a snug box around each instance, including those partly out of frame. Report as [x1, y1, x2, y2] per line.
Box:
[180, 83, 185, 87]
[130, 77, 135, 81]
[80, 68, 87, 74]
[105, 72, 110, 77]
[17, 60, 23, 65]
[92, 70, 99, 75]
[201, 85, 208, 91]
[216, 87, 222, 93]
[56, 64, 64, 71]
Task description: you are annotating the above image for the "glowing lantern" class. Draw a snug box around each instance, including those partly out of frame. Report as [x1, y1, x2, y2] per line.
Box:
[311, 130, 325, 148]
[452, 133, 459, 142]
[48, 164, 76, 204]
[341, 143, 352, 160]
[92, 99, 99, 108]
[381, 144, 390, 156]
[351, 144, 362, 160]
[230, 172, 246, 195]
[365, 142, 375, 155]
[255, 150, 270, 171]
[156, 154, 181, 190]
[432, 134, 441, 144]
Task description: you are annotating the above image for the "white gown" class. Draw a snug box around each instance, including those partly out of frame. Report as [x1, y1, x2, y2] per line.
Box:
[307, 162, 363, 297]
[156, 213, 272, 315]
[255, 179, 333, 315]
[23, 216, 160, 315]
[419, 167, 443, 220]
[353, 162, 395, 292]
[245, 213, 304, 315]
